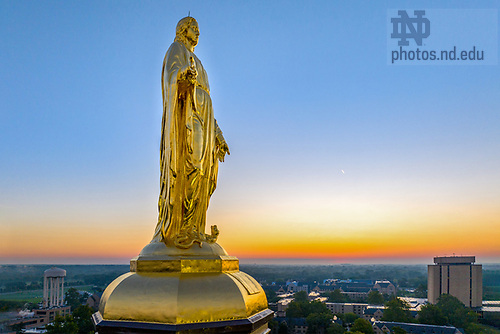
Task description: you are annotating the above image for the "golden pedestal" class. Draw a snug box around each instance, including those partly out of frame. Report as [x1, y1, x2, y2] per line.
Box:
[93, 242, 273, 334]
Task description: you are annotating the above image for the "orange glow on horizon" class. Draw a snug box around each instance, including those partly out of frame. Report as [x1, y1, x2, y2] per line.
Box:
[2, 199, 499, 263]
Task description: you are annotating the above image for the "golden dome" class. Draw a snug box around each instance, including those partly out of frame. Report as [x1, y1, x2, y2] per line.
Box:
[97, 242, 270, 330]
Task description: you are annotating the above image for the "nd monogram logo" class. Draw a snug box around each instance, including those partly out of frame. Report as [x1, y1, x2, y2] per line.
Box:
[391, 10, 430, 46]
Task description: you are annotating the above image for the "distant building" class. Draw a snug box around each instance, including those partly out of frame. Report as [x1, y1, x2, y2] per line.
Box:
[373, 321, 464, 334]
[291, 318, 308, 334]
[276, 286, 286, 294]
[264, 284, 283, 293]
[312, 284, 339, 294]
[315, 279, 396, 300]
[326, 302, 368, 317]
[308, 291, 320, 299]
[8, 307, 71, 331]
[276, 298, 294, 317]
[286, 281, 308, 294]
[86, 292, 102, 311]
[336, 281, 373, 293]
[333, 280, 373, 300]
[23, 329, 47, 333]
[363, 307, 384, 321]
[479, 300, 500, 326]
[8, 267, 71, 332]
[274, 316, 308, 334]
[374, 280, 396, 295]
[428, 256, 482, 308]
[43, 267, 66, 308]
[399, 297, 427, 311]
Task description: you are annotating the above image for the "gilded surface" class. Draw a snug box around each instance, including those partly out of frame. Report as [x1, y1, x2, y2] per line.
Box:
[130, 257, 239, 273]
[153, 17, 229, 249]
[96, 17, 271, 329]
[98, 272, 268, 324]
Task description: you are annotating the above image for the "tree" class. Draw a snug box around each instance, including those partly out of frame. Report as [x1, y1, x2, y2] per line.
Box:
[349, 318, 374, 334]
[327, 323, 346, 334]
[286, 296, 335, 333]
[306, 312, 333, 334]
[65, 288, 82, 311]
[381, 298, 413, 323]
[436, 294, 469, 328]
[286, 301, 307, 318]
[465, 323, 500, 334]
[294, 291, 309, 303]
[418, 303, 447, 326]
[436, 294, 465, 314]
[329, 289, 346, 302]
[10, 323, 25, 334]
[277, 321, 288, 334]
[5, 281, 27, 291]
[419, 294, 481, 333]
[265, 289, 280, 303]
[466, 310, 478, 324]
[268, 319, 278, 333]
[45, 315, 78, 334]
[367, 290, 384, 305]
[0, 300, 25, 312]
[309, 300, 331, 315]
[287, 299, 331, 319]
[414, 284, 427, 298]
[343, 312, 359, 327]
[44, 305, 94, 334]
[392, 327, 407, 334]
[72, 305, 94, 334]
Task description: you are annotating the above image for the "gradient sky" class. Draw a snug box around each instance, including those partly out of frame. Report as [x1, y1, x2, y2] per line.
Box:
[1, 1, 499, 264]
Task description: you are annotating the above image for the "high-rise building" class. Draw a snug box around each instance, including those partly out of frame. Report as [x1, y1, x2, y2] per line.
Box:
[428, 256, 482, 308]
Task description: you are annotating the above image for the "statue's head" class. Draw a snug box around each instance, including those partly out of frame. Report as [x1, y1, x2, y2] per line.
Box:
[175, 17, 199, 50]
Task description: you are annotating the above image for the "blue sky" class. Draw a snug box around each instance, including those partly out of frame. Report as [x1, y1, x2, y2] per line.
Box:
[1, 1, 499, 264]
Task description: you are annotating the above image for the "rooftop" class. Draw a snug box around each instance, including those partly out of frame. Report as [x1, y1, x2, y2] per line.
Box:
[374, 321, 464, 334]
[43, 267, 66, 277]
[433, 256, 475, 265]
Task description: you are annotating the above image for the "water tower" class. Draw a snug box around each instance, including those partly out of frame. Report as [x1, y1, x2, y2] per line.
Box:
[43, 267, 66, 308]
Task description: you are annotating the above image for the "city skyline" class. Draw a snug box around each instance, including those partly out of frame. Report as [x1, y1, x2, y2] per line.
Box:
[1, 1, 499, 264]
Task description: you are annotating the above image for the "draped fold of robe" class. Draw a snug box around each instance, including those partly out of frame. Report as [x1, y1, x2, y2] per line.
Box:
[152, 41, 222, 248]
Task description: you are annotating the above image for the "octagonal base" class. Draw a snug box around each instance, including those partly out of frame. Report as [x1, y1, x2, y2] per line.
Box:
[93, 309, 273, 334]
[93, 242, 273, 333]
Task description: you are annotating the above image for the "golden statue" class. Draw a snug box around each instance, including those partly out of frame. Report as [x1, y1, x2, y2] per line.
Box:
[152, 16, 230, 249]
[94, 18, 272, 333]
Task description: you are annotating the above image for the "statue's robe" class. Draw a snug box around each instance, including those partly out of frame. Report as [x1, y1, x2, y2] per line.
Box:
[153, 41, 222, 248]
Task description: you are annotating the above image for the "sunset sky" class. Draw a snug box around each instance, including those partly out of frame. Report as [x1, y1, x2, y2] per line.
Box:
[1, 1, 499, 264]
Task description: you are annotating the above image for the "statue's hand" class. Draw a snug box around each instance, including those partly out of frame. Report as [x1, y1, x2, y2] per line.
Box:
[186, 66, 197, 84]
[214, 120, 229, 162]
[187, 56, 198, 84]
[218, 142, 230, 162]
[180, 65, 197, 85]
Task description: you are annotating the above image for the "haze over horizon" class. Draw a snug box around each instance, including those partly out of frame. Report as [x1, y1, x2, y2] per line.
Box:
[1, 1, 499, 265]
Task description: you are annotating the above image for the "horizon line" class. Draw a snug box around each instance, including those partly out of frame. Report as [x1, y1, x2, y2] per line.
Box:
[1, 256, 499, 266]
